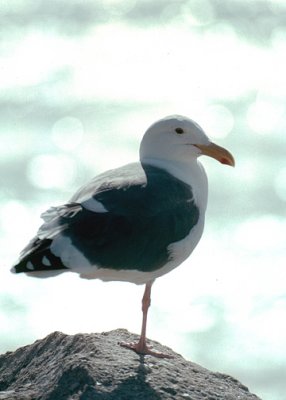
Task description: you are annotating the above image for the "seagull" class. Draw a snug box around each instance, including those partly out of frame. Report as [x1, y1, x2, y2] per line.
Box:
[12, 115, 235, 358]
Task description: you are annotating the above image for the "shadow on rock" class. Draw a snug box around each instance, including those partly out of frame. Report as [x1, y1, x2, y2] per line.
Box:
[47, 356, 162, 400]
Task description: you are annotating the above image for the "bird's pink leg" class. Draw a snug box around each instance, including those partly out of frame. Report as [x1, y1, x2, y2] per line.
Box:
[134, 280, 152, 352]
[120, 280, 172, 358]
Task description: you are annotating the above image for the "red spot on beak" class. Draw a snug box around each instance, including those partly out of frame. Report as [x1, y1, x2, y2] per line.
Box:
[221, 157, 230, 165]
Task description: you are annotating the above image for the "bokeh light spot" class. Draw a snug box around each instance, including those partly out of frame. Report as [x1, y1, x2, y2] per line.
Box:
[27, 154, 77, 189]
[52, 117, 84, 151]
[247, 101, 284, 135]
[201, 104, 234, 139]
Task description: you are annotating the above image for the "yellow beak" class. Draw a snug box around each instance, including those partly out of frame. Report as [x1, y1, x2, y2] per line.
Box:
[195, 142, 235, 167]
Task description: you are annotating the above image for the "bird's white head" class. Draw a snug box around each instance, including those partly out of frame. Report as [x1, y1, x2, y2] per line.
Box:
[140, 115, 235, 167]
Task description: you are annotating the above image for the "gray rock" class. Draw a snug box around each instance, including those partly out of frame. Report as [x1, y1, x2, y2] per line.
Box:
[0, 330, 261, 400]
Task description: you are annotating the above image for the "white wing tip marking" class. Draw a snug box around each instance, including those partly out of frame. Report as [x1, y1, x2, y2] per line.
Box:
[26, 261, 35, 270]
[42, 256, 52, 267]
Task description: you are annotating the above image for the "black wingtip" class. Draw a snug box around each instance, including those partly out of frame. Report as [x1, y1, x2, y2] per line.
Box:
[11, 259, 37, 274]
[11, 239, 69, 275]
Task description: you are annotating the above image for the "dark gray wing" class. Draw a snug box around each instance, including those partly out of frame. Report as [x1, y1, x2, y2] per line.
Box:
[13, 163, 199, 274]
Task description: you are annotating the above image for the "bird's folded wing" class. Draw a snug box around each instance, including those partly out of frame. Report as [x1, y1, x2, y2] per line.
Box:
[13, 163, 199, 275]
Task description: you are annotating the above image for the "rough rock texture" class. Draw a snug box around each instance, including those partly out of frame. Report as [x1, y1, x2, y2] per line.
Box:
[0, 330, 261, 400]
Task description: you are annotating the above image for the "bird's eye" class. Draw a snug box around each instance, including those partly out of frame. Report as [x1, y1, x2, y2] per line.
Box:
[175, 127, 184, 134]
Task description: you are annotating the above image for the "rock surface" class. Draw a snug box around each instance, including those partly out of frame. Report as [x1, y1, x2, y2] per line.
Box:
[0, 330, 261, 400]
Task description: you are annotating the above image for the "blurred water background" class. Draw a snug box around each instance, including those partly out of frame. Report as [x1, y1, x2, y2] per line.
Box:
[1, 1, 286, 399]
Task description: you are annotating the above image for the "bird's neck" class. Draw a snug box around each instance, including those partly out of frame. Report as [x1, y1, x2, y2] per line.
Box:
[141, 157, 208, 212]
